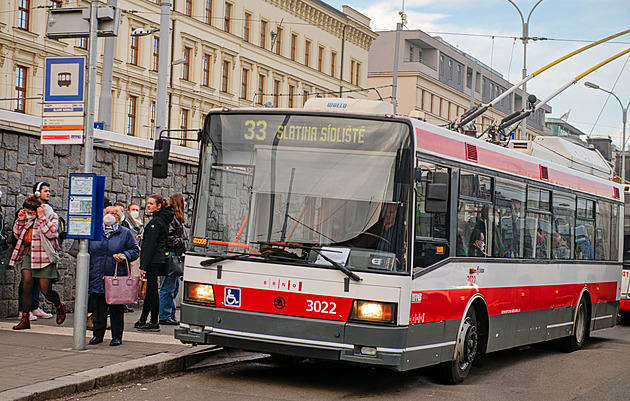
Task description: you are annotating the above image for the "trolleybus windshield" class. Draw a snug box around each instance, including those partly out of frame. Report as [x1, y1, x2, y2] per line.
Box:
[192, 112, 413, 273]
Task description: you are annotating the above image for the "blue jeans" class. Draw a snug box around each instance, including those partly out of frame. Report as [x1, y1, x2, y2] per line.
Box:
[159, 276, 180, 321]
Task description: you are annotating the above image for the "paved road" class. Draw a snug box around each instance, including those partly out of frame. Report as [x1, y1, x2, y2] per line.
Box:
[61, 324, 630, 400]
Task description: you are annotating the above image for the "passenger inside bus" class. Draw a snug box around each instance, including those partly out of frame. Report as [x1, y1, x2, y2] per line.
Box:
[468, 230, 486, 257]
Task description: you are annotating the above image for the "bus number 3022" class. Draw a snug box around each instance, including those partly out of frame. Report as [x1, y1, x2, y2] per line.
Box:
[306, 299, 337, 314]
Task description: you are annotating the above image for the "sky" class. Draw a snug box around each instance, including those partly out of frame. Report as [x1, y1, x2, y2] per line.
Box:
[325, 0, 630, 148]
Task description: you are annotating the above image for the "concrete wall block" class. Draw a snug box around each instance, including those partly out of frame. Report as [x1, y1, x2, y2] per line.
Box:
[128, 155, 137, 172]
[54, 144, 71, 156]
[0, 150, 5, 170]
[112, 179, 123, 193]
[8, 172, 21, 194]
[18, 136, 30, 164]
[30, 136, 43, 155]
[122, 172, 130, 186]
[6, 151, 18, 172]
[17, 164, 36, 188]
[0, 301, 7, 317]
[43, 144, 55, 167]
[3, 133, 18, 150]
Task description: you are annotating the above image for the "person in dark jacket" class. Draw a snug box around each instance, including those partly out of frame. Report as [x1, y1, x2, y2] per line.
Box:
[159, 193, 188, 325]
[135, 194, 173, 332]
[88, 206, 139, 346]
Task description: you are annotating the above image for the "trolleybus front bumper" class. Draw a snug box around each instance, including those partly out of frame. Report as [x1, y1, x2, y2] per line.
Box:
[175, 303, 421, 370]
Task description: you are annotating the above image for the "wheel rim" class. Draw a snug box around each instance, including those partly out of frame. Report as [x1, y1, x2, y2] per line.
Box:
[457, 318, 478, 369]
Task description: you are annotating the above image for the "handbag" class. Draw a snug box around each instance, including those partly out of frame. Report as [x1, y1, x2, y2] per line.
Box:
[104, 259, 139, 305]
[163, 252, 184, 276]
[138, 277, 147, 300]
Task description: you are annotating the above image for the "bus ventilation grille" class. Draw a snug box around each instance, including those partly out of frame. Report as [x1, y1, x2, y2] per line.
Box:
[540, 165, 549, 180]
[465, 143, 478, 162]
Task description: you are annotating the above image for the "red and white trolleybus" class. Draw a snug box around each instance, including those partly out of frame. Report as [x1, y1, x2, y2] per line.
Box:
[174, 98, 623, 383]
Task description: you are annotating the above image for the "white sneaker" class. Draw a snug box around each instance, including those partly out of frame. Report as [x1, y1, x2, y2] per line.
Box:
[29, 312, 37, 321]
[32, 308, 53, 319]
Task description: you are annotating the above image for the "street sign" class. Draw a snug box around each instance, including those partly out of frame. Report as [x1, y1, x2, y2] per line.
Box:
[41, 131, 84, 145]
[67, 173, 105, 240]
[41, 102, 84, 145]
[44, 57, 86, 103]
[46, 7, 121, 39]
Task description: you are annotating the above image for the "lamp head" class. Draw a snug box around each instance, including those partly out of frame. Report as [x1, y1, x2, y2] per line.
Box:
[584, 82, 600, 89]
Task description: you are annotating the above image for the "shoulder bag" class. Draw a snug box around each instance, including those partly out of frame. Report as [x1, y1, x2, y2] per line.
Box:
[163, 251, 184, 276]
[104, 259, 139, 305]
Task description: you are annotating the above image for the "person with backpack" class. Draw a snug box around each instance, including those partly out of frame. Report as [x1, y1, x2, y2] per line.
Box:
[11, 195, 66, 330]
[17, 182, 63, 321]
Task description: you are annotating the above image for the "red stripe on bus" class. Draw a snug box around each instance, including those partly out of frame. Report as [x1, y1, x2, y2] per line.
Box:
[214, 285, 354, 321]
[416, 128, 616, 198]
[620, 298, 630, 313]
[410, 282, 618, 324]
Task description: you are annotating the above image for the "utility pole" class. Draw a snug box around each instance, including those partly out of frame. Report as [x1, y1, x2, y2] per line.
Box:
[156, 1, 171, 140]
[74, 0, 99, 351]
[391, 11, 406, 114]
[98, 0, 117, 131]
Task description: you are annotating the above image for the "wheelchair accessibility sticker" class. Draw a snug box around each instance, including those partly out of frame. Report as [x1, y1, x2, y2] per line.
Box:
[224, 287, 241, 308]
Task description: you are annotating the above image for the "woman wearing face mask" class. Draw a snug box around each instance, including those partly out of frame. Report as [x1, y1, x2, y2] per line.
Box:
[135, 194, 173, 332]
[10, 196, 65, 330]
[87, 206, 140, 346]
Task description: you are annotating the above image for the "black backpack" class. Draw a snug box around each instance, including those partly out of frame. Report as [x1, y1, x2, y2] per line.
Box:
[57, 215, 67, 247]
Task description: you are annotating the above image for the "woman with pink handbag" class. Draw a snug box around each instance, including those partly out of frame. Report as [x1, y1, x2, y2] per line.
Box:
[88, 206, 139, 346]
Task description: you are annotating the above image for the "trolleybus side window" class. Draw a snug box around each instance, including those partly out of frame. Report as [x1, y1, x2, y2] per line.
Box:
[552, 193, 575, 260]
[610, 203, 619, 261]
[458, 171, 492, 257]
[575, 198, 595, 260]
[414, 161, 449, 268]
[595, 202, 610, 260]
[493, 179, 525, 258]
[524, 187, 551, 259]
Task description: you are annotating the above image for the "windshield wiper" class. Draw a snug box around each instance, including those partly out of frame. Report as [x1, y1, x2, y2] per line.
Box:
[200, 252, 260, 267]
[256, 241, 362, 282]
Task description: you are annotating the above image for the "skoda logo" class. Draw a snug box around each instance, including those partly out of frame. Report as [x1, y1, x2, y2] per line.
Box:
[274, 296, 286, 309]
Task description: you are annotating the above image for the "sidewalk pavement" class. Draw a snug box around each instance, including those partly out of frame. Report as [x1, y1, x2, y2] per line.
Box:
[0, 307, 218, 401]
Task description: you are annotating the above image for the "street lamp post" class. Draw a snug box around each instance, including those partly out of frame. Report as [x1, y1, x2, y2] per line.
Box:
[585, 81, 629, 185]
[508, 0, 544, 140]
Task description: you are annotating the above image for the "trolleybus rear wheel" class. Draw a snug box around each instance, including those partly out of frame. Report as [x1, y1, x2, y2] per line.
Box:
[561, 296, 589, 352]
[438, 307, 478, 384]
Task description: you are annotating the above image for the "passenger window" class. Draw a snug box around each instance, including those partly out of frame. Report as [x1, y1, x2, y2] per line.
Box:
[494, 180, 526, 258]
[552, 193, 575, 260]
[575, 198, 595, 260]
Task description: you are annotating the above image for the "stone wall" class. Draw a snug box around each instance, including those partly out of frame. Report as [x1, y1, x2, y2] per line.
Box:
[0, 130, 198, 318]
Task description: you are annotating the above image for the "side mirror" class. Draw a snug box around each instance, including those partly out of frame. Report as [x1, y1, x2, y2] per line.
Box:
[152, 138, 171, 179]
[425, 171, 449, 214]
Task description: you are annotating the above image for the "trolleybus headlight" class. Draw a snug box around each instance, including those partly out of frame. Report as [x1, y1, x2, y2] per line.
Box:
[184, 282, 215, 306]
[349, 300, 396, 324]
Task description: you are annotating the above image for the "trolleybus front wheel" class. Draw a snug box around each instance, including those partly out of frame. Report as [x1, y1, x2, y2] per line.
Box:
[437, 307, 478, 384]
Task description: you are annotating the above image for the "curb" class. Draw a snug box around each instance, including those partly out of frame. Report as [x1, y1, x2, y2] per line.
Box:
[0, 345, 220, 401]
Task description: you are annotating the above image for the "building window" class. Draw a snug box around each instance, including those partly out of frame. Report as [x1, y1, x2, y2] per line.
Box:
[130, 35, 139, 65]
[221, 60, 230, 92]
[331, 51, 337, 78]
[457, 65, 462, 85]
[150, 101, 156, 139]
[303, 89, 309, 106]
[78, 37, 88, 50]
[409, 46, 414, 61]
[204, 0, 212, 24]
[418, 49, 423, 62]
[152, 37, 159, 71]
[260, 20, 267, 49]
[290, 33, 297, 61]
[257, 74, 265, 105]
[288, 85, 295, 108]
[273, 79, 281, 107]
[18, 0, 30, 31]
[49, 0, 62, 8]
[274, 27, 283, 55]
[14, 65, 27, 113]
[318, 46, 325, 72]
[241, 68, 249, 99]
[224, 2, 232, 33]
[350, 60, 360, 85]
[243, 12, 251, 42]
[304, 40, 311, 67]
[202, 54, 211, 86]
[180, 108, 189, 146]
[127, 95, 137, 136]
[439, 55, 444, 75]
[185, 0, 192, 16]
[448, 60, 453, 80]
[182, 47, 191, 80]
